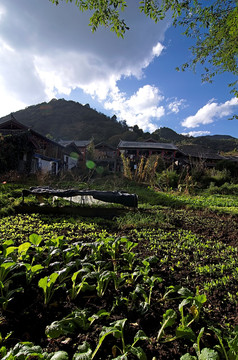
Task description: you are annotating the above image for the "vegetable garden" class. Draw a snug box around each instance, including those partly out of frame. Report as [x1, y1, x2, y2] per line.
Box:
[0, 182, 237, 360]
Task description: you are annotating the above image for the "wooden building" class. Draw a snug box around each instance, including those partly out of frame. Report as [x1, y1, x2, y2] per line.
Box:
[58, 140, 91, 163]
[0, 116, 64, 174]
[94, 142, 117, 172]
[117, 140, 182, 170]
[178, 145, 227, 168]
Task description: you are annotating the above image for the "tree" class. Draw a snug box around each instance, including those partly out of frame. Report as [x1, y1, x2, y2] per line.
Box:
[50, 0, 238, 95]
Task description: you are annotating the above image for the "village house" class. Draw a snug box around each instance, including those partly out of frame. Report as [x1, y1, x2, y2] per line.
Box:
[2, 116, 237, 177]
[58, 141, 83, 171]
[94, 142, 117, 172]
[59, 140, 117, 172]
[117, 140, 183, 170]
[178, 144, 227, 167]
[177, 144, 238, 176]
[58, 140, 91, 165]
[116, 140, 238, 173]
[0, 116, 65, 174]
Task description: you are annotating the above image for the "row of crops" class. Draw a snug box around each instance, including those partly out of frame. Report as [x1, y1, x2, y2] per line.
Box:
[0, 209, 237, 360]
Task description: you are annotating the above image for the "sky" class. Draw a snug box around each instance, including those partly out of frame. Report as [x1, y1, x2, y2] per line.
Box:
[0, 0, 238, 138]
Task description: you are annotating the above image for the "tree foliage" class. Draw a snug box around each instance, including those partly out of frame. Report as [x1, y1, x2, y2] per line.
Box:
[173, 0, 238, 96]
[49, 0, 238, 95]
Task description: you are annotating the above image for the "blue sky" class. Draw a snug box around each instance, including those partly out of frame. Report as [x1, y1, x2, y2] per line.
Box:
[0, 0, 237, 138]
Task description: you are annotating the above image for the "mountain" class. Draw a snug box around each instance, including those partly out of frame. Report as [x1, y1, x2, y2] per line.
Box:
[0, 99, 128, 145]
[0, 99, 237, 151]
[191, 135, 238, 153]
[152, 127, 185, 142]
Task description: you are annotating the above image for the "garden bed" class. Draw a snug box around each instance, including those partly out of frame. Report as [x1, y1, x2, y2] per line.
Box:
[0, 206, 237, 360]
[15, 204, 129, 219]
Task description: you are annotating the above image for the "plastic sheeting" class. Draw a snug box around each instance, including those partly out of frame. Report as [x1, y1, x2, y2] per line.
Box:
[22, 186, 138, 208]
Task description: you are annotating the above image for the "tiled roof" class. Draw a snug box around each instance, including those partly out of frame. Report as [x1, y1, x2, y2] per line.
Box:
[118, 140, 178, 151]
[59, 140, 91, 147]
[178, 145, 226, 160]
[95, 142, 116, 150]
[0, 118, 64, 148]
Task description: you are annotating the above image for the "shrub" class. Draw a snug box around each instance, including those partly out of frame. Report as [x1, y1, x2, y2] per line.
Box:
[201, 168, 231, 187]
[207, 182, 238, 195]
[215, 159, 237, 178]
[156, 169, 179, 191]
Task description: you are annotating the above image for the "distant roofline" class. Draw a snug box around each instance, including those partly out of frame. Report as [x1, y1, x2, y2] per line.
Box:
[118, 140, 178, 151]
[59, 140, 91, 147]
[95, 142, 116, 150]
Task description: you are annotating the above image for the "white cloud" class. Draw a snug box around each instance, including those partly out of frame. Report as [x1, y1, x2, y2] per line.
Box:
[181, 131, 211, 137]
[104, 85, 165, 132]
[0, 4, 6, 19]
[152, 42, 164, 56]
[167, 98, 186, 114]
[1, 0, 235, 137]
[127, 85, 164, 110]
[0, 0, 169, 118]
[182, 98, 238, 128]
[0, 39, 46, 114]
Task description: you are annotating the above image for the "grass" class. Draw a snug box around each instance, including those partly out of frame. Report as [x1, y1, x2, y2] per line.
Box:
[1, 177, 238, 219]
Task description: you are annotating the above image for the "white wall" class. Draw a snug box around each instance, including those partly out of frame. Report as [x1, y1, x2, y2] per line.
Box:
[64, 155, 78, 170]
[38, 158, 59, 174]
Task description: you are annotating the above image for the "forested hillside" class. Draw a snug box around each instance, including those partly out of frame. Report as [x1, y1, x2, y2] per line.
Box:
[1, 98, 237, 151]
[0, 99, 128, 144]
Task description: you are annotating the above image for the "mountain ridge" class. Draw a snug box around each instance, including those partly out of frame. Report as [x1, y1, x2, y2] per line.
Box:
[0, 99, 237, 152]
